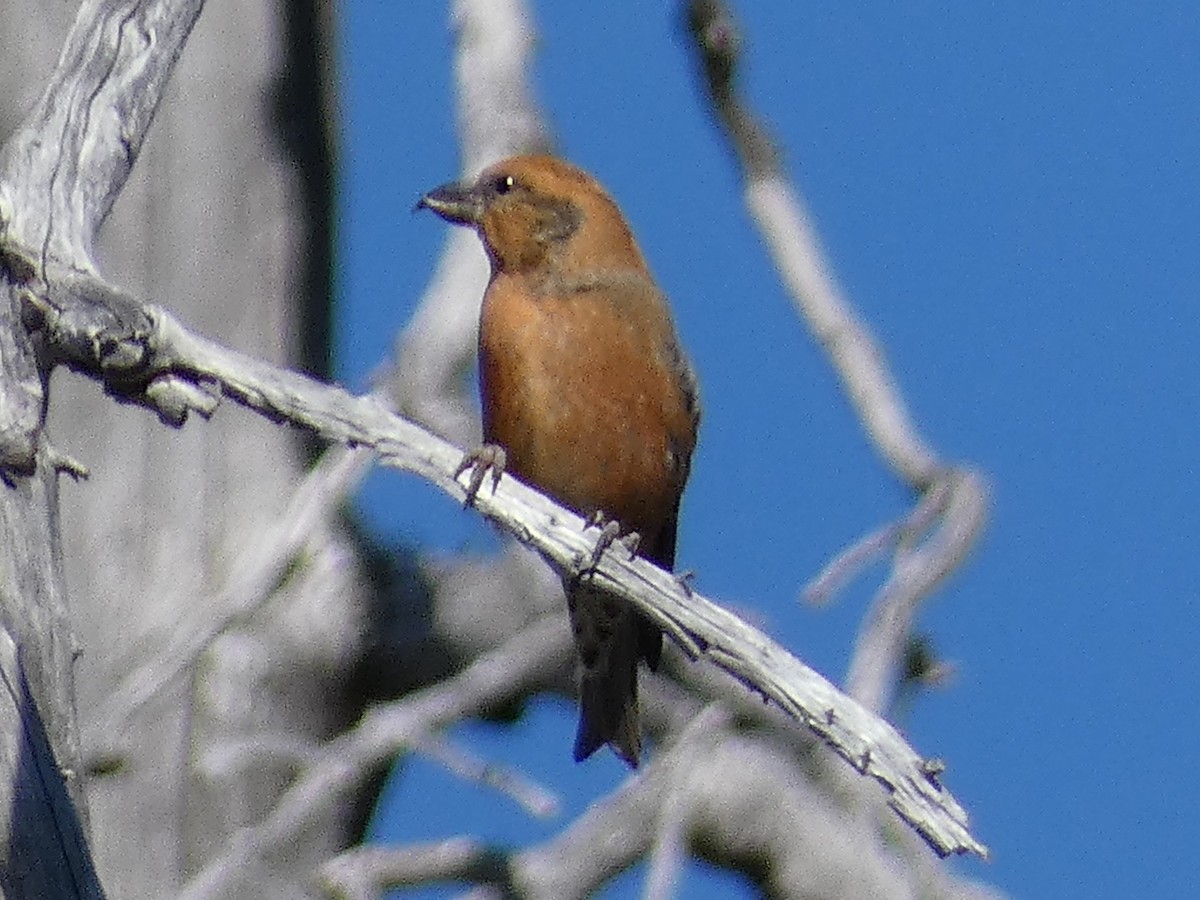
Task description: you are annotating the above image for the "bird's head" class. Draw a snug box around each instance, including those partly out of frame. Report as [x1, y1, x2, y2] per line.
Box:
[417, 155, 647, 276]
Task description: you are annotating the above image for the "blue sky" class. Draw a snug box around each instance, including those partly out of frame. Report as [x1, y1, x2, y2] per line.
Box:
[338, 4, 1200, 897]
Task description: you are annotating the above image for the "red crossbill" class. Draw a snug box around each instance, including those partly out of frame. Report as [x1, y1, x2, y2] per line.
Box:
[419, 154, 699, 766]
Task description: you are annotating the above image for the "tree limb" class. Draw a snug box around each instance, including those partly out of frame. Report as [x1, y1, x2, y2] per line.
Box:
[178, 615, 574, 900]
[681, 0, 990, 716]
[9, 259, 987, 859]
[0, 0, 204, 270]
[324, 710, 1000, 900]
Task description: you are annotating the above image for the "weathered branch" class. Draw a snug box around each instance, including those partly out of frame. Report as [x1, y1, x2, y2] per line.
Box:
[0, 0, 206, 790]
[320, 839, 509, 900]
[0, 0, 205, 465]
[412, 734, 560, 819]
[642, 705, 729, 900]
[682, 0, 990, 715]
[10, 259, 986, 859]
[843, 468, 988, 710]
[178, 616, 574, 900]
[323, 708, 999, 900]
[0, 0, 204, 269]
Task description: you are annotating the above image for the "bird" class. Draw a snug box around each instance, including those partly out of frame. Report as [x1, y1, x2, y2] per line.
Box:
[418, 154, 699, 767]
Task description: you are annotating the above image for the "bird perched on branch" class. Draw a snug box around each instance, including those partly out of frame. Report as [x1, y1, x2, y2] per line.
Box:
[418, 154, 699, 767]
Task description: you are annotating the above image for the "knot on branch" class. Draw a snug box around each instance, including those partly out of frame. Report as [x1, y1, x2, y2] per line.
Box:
[19, 265, 218, 427]
[21, 273, 153, 373]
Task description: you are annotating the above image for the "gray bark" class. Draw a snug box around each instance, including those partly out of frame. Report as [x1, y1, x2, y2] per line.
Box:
[0, 1, 365, 897]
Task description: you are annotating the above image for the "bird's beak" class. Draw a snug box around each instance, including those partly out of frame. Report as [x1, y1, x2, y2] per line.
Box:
[415, 181, 484, 225]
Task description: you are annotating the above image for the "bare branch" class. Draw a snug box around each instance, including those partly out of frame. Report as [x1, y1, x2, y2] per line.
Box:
[682, 0, 936, 484]
[673, 736, 992, 900]
[0, 0, 205, 267]
[845, 469, 989, 712]
[642, 705, 730, 900]
[453, 0, 552, 178]
[744, 176, 942, 485]
[320, 839, 509, 900]
[681, 0, 990, 715]
[0, 0, 204, 463]
[805, 475, 953, 605]
[413, 734, 561, 820]
[513, 711, 724, 899]
[483, 716, 990, 899]
[177, 616, 574, 900]
[13, 262, 985, 859]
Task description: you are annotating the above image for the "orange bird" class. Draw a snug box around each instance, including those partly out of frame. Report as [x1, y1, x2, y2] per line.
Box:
[419, 155, 700, 766]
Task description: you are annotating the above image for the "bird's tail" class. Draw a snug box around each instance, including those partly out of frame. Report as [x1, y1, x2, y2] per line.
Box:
[568, 583, 647, 767]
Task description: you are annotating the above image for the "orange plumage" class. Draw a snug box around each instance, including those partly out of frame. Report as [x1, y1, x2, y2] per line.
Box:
[419, 155, 699, 766]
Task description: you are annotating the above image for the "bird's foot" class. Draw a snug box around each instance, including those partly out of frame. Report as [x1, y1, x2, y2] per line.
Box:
[617, 531, 641, 558]
[571, 513, 640, 585]
[575, 516, 621, 582]
[454, 444, 507, 507]
[673, 569, 696, 597]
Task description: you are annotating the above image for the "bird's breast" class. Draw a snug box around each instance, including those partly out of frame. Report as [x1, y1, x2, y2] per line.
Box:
[478, 273, 693, 545]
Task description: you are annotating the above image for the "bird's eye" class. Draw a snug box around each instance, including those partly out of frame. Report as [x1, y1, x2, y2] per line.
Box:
[493, 174, 516, 195]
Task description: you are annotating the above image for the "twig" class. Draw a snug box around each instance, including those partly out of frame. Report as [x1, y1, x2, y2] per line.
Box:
[320, 839, 509, 900]
[643, 704, 730, 900]
[845, 469, 989, 713]
[803, 473, 950, 604]
[414, 733, 560, 819]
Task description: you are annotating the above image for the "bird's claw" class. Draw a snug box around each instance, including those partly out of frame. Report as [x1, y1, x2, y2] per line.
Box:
[674, 569, 696, 596]
[587, 512, 641, 563]
[571, 514, 640, 585]
[455, 444, 507, 507]
[583, 518, 622, 574]
[617, 531, 640, 559]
